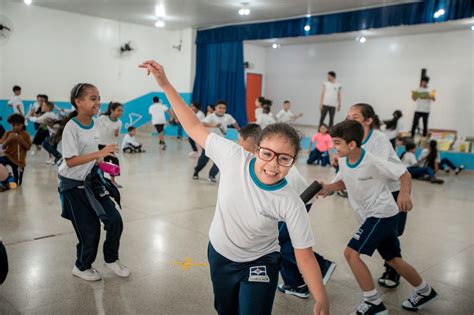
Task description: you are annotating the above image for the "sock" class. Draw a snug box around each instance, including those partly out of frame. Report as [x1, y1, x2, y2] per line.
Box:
[415, 280, 431, 295]
[363, 289, 382, 305]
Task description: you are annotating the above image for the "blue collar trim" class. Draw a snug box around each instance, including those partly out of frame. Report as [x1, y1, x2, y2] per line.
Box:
[249, 158, 287, 191]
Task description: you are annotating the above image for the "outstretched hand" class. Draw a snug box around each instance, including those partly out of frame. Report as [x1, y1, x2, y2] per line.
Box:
[316, 181, 332, 198]
[138, 60, 170, 87]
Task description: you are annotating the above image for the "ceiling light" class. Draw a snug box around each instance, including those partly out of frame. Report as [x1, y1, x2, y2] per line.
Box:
[155, 4, 166, 17]
[471, 25, 474, 31]
[304, 25, 311, 32]
[355, 36, 367, 43]
[434, 8, 445, 18]
[155, 20, 165, 28]
[239, 4, 250, 16]
[272, 43, 280, 49]
[24, 0, 32, 5]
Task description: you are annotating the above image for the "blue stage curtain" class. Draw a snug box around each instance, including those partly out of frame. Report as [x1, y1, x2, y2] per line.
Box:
[192, 41, 247, 126]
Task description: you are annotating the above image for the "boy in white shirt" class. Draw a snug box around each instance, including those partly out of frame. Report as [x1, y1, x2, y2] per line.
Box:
[276, 100, 303, 123]
[8, 85, 25, 117]
[319, 71, 341, 128]
[148, 96, 170, 150]
[121, 126, 145, 153]
[318, 120, 438, 314]
[256, 104, 276, 129]
[193, 100, 239, 182]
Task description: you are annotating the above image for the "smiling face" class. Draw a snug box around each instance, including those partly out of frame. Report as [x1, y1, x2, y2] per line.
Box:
[347, 106, 371, 132]
[215, 104, 227, 116]
[75, 87, 101, 117]
[111, 105, 123, 119]
[254, 135, 296, 185]
[332, 137, 355, 158]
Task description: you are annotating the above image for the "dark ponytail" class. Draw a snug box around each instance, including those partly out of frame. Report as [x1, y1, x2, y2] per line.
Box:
[353, 103, 381, 129]
[425, 140, 438, 169]
[101, 101, 123, 116]
[384, 110, 403, 130]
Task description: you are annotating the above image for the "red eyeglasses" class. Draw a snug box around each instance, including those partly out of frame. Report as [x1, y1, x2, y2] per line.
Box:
[257, 147, 296, 167]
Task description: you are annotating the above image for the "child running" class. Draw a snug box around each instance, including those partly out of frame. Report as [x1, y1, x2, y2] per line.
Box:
[238, 124, 336, 298]
[140, 60, 329, 315]
[58, 83, 130, 281]
[307, 124, 332, 166]
[346, 103, 407, 289]
[98, 102, 124, 187]
[276, 100, 303, 123]
[149, 96, 170, 150]
[318, 120, 438, 314]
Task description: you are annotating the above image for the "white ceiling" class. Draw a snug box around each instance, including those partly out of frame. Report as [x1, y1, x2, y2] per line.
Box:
[247, 18, 474, 47]
[12, 0, 419, 30]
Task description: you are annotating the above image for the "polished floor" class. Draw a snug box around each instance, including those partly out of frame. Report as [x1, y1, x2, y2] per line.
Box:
[0, 133, 473, 314]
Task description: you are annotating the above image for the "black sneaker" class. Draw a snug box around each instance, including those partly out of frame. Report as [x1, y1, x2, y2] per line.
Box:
[430, 177, 444, 184]
[208, 176, 217, 183]
[402, 288, 438, 311]
[377, 268, 389, 286]
[322, 260, 336, 286]
[380, 267, 400, 288]
[455, 165, 464, 175]
[192, 172, 199, 180]
[277, 284, 309, 299]
[162, 144, 166, 151]
[354, 301, 388, 315]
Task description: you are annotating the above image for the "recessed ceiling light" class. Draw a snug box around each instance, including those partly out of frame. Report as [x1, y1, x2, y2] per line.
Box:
[155, 20, 165, 28]
[24, 0, 32, 5]
[434, 8, 445, 18]
[470, 25, 474, 31]
[272, 43, 280, 49]
[239, 4, 250, 16]
[304, 25, 311, 32]
[356, 36, 367, 43]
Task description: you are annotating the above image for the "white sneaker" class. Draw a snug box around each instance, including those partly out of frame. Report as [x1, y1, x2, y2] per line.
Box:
[72, 266, 102, 281]
[104, 260, 131, 278]
[45, 158, 54, 165]
[30, 150, 36, 156]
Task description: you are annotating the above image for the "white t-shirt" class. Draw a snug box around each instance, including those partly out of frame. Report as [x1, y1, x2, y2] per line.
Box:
[194, 110, 205, 121]
[203, 113, 236, 137]
[205, 133, 315, 262]
[362, 129, 405, 192]
[97, 115, 123, 145]
[149, 103, 168, 125]
[256, 113, 276, 129]
[383, 120, 403, 141]
[415, 87, 432, 113]
[121, 134, 140, 150]
[335, 150, 405, 223]
[8, 96, 25, 115]
[322, 81, 342, 107]
[255, 108, 263, 122]
[58, 118, 100, 181]
[27, 111, 57, 125]
[276, 109, 294, 123]
[418, 148, 441, 164]
[401, 151, 418, 167]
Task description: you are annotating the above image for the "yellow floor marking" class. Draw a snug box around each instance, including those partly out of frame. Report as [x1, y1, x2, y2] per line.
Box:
[171, 257, 208, 271]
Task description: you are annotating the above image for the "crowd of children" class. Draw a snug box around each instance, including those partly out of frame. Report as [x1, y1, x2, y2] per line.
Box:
[2, 62, 460, 315]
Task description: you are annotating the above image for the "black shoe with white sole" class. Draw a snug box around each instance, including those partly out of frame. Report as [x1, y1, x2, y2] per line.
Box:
[353, 301, 388, 315]
[322, 260, 336, 286]
[277, 284, 309, 298]
[402, 288, 438, 311]
[378, 266, 400, 288]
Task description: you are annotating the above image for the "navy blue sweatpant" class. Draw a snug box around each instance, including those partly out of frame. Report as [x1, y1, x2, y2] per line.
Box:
[62, 187, 123, 271]
[208, 243, 280, 315]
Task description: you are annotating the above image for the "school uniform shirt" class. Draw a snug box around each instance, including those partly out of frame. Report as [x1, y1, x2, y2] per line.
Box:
[255, 107, 263, 122]
[418, 149, 441, 164]
[1, 130, 31, 168]
[205, 133, 315, 262]
[401, 151, 418, 167]
[149, 103, 168, 125]
[362, 129, 405, 192]
[27, 111, 57, 125]
[414, 87, 432, 113]
[195, 110, 205, 121]
[335, 150, 405, 223]
[58, 118, 100, 181]
[276, 109, 294, 123]
[256, 113, 276, 129]
[383, 120, 403, 141]
[121, 134, 140, 150]
[8, 96, 25, 116]
[203, 113, 236, 137]
[97, 115, 123, 145]
[311, 132, 333, 152]
[322, 81, 342, 107]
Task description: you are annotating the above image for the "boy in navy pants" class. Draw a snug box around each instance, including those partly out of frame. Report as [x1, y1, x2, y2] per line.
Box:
[318, 120, 438, 314]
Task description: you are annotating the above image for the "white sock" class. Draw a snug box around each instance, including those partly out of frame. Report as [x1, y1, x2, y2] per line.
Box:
[415, 280, 431, 295]
[363, 289, 382, 305]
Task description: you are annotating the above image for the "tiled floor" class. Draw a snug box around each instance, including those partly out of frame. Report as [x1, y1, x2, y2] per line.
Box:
[1, 134, 473, 314]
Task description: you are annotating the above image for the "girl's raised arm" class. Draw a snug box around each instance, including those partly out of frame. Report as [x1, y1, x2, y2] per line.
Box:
[139, 61, 209, 148]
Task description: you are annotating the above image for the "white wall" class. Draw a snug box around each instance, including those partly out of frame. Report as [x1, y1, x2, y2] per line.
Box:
[244, 42, 266, 94]
[0, 0, 194, 102]
[263, 30, 474, 136]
